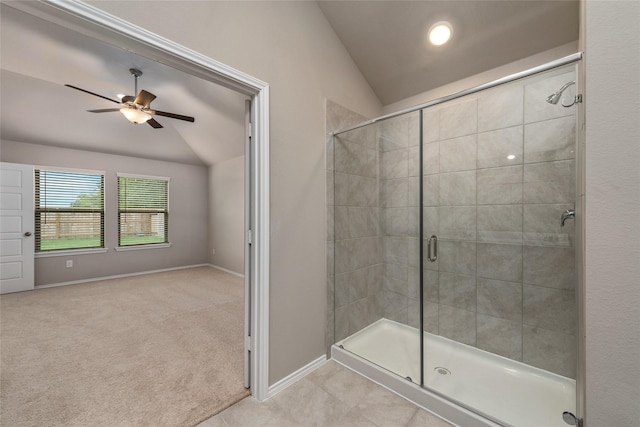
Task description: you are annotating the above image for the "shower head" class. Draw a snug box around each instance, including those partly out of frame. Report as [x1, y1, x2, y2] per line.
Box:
[546, 81, 576, 104]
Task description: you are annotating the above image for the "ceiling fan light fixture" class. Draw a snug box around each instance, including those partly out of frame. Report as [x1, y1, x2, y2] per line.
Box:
[120, 107, 151, 124]
[428, 21, 453, 46]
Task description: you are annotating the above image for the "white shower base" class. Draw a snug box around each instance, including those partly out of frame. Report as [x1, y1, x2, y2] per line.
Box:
[335, 319, 576, 427]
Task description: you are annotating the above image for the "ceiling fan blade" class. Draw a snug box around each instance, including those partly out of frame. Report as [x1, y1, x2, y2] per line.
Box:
[147, 118, 163, 129]
[87, 108, 121, 113]
[153, 110, 195, 123]
[65, 84, 120, 104]
[134, 90, 156, 108]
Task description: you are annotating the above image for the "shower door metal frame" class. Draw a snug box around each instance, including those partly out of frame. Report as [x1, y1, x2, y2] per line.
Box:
[333, 52, 586, 427]
[334, 53, 583, 136]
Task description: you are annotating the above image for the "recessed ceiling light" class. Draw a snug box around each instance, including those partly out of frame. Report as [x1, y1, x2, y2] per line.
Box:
[428, 21, 453, 46]
[507, 154, 516, 160]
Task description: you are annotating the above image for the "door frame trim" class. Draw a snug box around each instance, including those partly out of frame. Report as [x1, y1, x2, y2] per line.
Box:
[6, 0, 271, 401]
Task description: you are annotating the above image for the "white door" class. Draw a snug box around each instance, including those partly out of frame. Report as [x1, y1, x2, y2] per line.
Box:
[0, 162, 34, 294]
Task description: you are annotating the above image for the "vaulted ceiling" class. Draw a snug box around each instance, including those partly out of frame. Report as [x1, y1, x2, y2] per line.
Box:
[318, 0, 579, 105]
[0, 4, 248, 166]
[1, 1, 579, 165]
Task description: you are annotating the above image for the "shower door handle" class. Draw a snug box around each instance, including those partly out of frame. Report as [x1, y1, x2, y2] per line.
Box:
[427, 235, 437, 262]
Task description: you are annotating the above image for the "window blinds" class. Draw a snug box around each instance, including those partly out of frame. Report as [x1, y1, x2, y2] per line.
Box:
[117, 175, 169, 246]
[35, 169, 105, 251]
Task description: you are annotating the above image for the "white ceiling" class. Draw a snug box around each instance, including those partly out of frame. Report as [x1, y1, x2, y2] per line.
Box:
[317, 0, 580, 105]
[0, 4, 248, 166]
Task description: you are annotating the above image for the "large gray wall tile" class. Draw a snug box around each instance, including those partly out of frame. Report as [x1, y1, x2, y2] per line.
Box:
[335, 137, 365, 175]
[421, 175, 440, 207]
[382, 149, 409, 179]
[439, 305, 476, 346]
[477, 165, 523, 205]
[334, 172, 349, 206]
[438, 240, 476, 276]
[523, 245, 575, 290]
[439, 206, 476, 240]
[408, 146, 420, 177]
[384, 236, 408, 264]
[439, 98, 478, 139]
[348, 175, 378, 207]
[477, 204, 523, 243]
[477, 314, 522, 361]
[440, 135, 477, 172]
[408, 114, 420, 147]
[478, 83, 524, 132]
[423, 142, 440, 175]
[477, 243, 523, 282]
[439, 272, 476, 311]
[423, 301, 439, 334]
[422, 207, 440, 237]
[422, 108, 440, 143]
[523, 160, 574, 204]
[383, 207, 407, 236]
[381, 290, 408, 321]
[382, 179, 408, 207]
[350, 266, 376, 302]
[477, 126, 523, 168]
[523, 325, 576, 378]
[523, 285, 576, 334]
[380, 116, 409, 152]
[440, 171, 476, 205]
[349, 298, 370, 335]
[524, 115, 575, 163]
[477, 278, 522, 322]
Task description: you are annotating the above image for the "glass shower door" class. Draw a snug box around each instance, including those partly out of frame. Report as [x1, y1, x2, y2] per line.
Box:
[418, 64, 580, 427]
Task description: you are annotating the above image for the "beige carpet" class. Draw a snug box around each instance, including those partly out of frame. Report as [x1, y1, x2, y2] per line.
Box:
[0, 266, 250, 427]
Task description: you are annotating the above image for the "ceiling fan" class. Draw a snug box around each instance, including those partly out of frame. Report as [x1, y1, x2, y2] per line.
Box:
[65, 68, 195, 129]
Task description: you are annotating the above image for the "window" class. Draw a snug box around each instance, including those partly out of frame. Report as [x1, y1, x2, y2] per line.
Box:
[118, 174, 169, 247]
[35, 168, 105, 252]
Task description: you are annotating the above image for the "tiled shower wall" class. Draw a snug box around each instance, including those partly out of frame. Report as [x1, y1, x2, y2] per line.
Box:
[326, 100, 378, 351]
[329, 67, 577, 378]
[381, 68, 577, 378]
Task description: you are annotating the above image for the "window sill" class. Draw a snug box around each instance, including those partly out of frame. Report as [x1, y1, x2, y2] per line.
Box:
[35, 248, 109, 258]
[115, 243, 172, 252]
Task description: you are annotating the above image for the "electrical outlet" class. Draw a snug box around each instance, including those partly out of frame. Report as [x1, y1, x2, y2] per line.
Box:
[66, 260, 73, 268]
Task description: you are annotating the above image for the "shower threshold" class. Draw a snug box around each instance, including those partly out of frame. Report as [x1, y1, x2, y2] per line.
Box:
[334, 319, 576, 427]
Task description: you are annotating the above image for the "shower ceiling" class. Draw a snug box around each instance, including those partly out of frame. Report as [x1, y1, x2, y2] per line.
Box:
[317, 0, 580, 105]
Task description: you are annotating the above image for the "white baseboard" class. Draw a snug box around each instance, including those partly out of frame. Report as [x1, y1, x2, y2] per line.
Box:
[208, 264, 245, 278]
[36, 264, 211, 289]
[267, 355, 328, 398]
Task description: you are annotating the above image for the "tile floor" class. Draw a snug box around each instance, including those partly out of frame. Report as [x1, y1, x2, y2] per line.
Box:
[197, 360, 454, 427]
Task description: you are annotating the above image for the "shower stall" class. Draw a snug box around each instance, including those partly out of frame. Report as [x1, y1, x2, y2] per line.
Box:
[328, 56, 582, 427]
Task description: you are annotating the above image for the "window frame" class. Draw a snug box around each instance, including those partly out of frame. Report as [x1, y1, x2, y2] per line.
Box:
[116, 173, 170, 249]
[34, 166, 106, 254]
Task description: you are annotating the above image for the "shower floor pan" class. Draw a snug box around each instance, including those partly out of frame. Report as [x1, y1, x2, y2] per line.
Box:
[335, 319, 576, 427]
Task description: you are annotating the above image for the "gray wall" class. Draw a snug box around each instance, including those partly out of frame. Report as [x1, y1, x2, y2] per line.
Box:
[1, 140, 209, 286]
[584, 1, 640, 425]
[88, 0, 383, 385]
[209, 155, 245, 275]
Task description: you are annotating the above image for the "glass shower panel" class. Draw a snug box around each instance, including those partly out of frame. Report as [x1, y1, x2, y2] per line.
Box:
[334, 111, 422, 383]
[419, 64, 579, 427]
